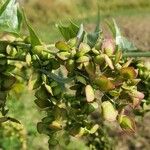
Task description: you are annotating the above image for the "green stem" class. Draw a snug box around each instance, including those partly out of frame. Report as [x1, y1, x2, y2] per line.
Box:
[123, 51, 150, 57]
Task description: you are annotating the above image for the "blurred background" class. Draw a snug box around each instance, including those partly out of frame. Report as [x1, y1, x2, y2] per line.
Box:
[0, 0, 150, 149]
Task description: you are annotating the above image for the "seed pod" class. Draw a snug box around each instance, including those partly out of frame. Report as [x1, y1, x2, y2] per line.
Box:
[95, 55, 105, 65]
[85, 85, 95, 102]
[55, 41, 70, 51]
[26, 53, 32, 65]
[94, 75, 115, 91]
[76, 56, 90, 63]
[119, 115, 136, 133]
[101, 101, 118, 121]
[120, 67, 137, 79]
[53, 86, 62, 96]
[2, 76, 16, 90]
[102, 39, 115, 56]
[90, 124, 99, 134]
[66, 59, 75, 72]
[45, 84, 53, 96]
[32, 45, 44, 55]
[57, 52, 70, 61]
[6, 45, 17, 56]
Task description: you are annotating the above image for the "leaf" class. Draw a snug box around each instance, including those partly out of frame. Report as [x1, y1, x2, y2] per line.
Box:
[57, 21, 79, 41]
[84, 61, 96, 77]
[35, 86, 49, 100]
[112, 19, 137, 51]
[85, 85, 95, 102]
[23, 10, 42, 47]
[57, 52, 70, 60]
[34, 98, 51, 109]
[55, 41, 70, 51]
[76, 76, 86, 85]
[101, 101, 118, 121]
[76, 24, 85, 47]
[0, 0, 22, 34]
[87, 9, 101, 48]
[94, 75, 115, 91]
[76, 56, 90, 63]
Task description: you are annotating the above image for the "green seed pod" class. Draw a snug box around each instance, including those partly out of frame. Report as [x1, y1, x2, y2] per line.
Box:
[57, 52, 70, 61]
[53, 86, 62, 96]
[101, 101, 118, 121]
[118, 115, 136, 133]
[76, 56, 90, 63]
[2, 76, 16, 90]
[26, 53, 32, 65]
[95, 55, 105, 65]
[6, 45, 17, 56]
[32, 45, 45, 56]
[55, 41, 70, 51]
[66, 59, 75, 72]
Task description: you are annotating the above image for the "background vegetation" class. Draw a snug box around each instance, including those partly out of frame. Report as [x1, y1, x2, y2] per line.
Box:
[0, 0, 150, 149]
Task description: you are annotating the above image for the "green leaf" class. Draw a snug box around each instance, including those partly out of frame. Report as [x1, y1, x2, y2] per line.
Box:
[55, 41, 70, 51]
[23, 10, 42, 47]
[112, 19, 137, 51]
[0, 0, 22, 34]
[87, 9, 101, 48]
[57, 21, 79, 41]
